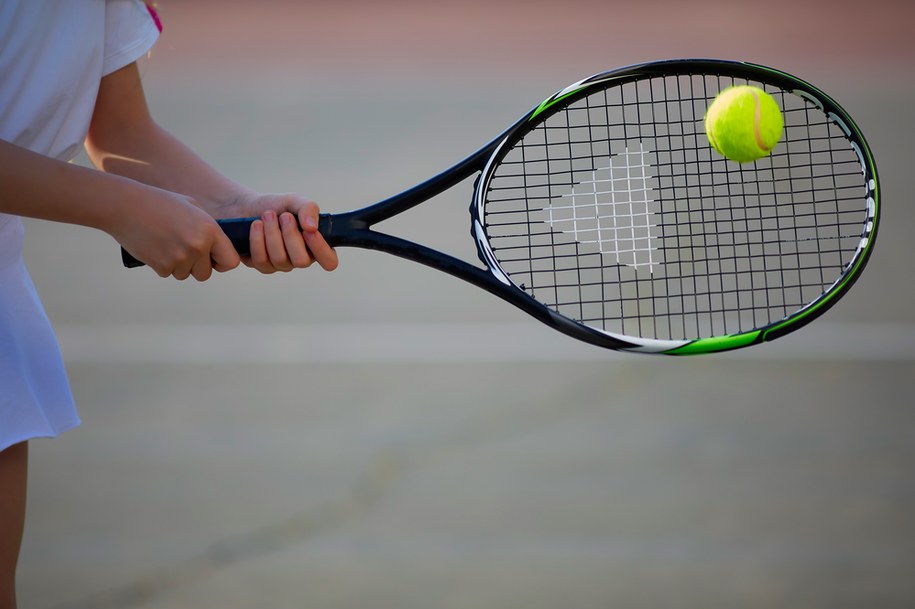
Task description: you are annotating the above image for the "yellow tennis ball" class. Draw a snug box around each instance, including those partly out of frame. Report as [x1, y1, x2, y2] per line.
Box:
[705, 85, 784, 163]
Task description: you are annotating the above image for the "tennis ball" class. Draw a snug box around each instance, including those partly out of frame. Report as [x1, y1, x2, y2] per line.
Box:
[704, 85, 784, 163]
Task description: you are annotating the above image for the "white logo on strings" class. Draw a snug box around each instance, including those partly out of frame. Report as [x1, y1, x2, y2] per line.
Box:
[541, 144, 660, 273]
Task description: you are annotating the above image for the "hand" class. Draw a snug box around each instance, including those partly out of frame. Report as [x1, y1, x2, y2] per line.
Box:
[114, 187, 241, 281]
[224, 193, 339, 273]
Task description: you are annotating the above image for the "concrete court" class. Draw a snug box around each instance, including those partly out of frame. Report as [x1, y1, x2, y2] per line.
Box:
[14, 1, 915, 608]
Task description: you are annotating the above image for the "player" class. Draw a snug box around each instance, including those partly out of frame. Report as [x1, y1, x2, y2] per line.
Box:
[0, 3, 337, 607]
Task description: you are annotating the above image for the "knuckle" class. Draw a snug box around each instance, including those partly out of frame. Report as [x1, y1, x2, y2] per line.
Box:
[290, 251, 313, 268]
[254, 261, 275, 274]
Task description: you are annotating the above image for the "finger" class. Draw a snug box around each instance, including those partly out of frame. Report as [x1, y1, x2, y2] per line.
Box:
[303, 230, 339, 271]
[278, 212, 314, 268]
[248, 219, 274, 274]
[172, 260, 193, 281]
[139, 249, 176, 278]
[210, 232, 241, 273]
[151, 260, 172, 278]
[191, 254, 214, 282]
[263, 210, 293, 272]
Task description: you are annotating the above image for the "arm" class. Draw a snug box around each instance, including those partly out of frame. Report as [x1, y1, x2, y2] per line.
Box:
[85, 62, 338, 273]
[0, 138, 238, 280]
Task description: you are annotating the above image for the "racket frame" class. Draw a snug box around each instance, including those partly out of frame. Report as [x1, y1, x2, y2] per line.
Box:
[322, 59, 879, 354]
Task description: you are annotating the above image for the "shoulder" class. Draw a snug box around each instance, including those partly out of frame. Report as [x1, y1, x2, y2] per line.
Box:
[102, 0, 162, 76]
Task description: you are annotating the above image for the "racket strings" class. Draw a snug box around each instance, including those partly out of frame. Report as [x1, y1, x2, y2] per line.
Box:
[482, 74, 870, 341]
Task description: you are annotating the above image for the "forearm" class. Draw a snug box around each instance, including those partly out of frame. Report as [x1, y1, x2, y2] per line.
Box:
[0, 138, 158, 235]
[84, 62, 254, 217]
[85, 116, 255, 217]
[0, 137, 240, 281]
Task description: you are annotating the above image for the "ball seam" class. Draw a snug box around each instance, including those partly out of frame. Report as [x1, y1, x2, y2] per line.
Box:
[751, 90, 770, 152]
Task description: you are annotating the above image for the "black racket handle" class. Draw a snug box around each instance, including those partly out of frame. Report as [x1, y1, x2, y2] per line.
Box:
[120, 216, 333, 268]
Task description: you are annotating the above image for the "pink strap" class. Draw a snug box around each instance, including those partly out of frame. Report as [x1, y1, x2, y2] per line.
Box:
[145, 1, 163, 33]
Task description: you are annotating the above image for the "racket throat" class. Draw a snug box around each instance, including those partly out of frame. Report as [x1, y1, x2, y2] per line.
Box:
[318, 212, 370, 248]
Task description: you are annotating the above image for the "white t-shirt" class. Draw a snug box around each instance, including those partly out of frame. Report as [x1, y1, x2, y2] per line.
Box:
[0, 0, 160, 451]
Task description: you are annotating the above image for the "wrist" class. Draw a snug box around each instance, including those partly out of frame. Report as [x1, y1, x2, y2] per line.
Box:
[198, 187, 259, 220]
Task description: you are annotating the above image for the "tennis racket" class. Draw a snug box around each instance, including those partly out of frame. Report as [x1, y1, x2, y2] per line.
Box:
[123, 59, 880, 355]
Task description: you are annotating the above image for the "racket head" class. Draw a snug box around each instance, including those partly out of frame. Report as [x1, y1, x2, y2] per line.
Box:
[471, 59, 879, 354]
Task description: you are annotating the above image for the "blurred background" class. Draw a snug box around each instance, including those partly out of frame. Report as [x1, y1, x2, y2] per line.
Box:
[18, 1, 915, 607]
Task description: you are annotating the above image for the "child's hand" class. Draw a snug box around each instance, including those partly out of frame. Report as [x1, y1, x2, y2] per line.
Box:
[114, 189, 241, 281]
[225, 193, 339, 273]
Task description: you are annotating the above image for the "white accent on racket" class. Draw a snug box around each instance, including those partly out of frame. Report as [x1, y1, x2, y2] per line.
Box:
[540, 143, 660, 273]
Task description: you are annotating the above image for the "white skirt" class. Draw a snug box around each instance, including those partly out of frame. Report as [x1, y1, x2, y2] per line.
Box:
[0, 215, 79, 452]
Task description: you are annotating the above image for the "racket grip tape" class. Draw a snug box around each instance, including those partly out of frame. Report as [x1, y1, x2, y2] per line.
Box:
[120, 216, 332, 268]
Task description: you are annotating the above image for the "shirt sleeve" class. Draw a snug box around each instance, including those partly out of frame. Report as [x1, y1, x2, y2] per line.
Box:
[101, 0, 161, 76]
